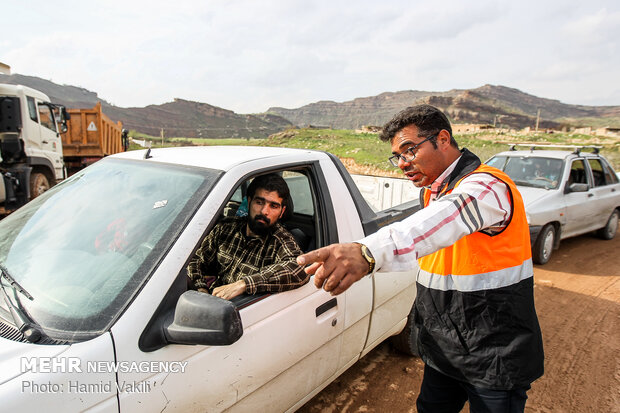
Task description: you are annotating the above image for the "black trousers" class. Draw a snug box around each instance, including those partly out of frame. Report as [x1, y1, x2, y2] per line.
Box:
[416, 364, 530, 413]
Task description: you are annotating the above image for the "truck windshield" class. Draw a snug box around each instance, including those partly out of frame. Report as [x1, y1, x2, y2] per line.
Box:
[486, 156, 564, 189]
[0, 158, 219, 342]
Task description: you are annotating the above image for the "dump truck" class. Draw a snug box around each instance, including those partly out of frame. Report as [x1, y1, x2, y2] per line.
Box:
[0, 83, 124, 213]
[62, 102, 124, 173]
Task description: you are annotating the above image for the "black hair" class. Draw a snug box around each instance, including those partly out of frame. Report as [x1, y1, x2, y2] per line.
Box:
[247, 173, 293, 220]
[379, 104, 458, 149]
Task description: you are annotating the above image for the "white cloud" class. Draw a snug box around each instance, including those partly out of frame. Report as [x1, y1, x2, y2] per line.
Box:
[2, 0, 619, 112]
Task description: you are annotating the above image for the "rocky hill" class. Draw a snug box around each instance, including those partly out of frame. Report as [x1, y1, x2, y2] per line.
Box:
[0, 74, 292, 138]
[268, 85, 620, 130]
[3, 74, 618, 137]
[100, 99, 292, 138]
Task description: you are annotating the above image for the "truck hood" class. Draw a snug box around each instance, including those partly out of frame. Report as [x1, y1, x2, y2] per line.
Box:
[515, 185, 556, 208]
[0, 336, 69, 385]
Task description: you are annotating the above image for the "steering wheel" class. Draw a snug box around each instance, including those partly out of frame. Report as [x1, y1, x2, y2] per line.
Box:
[534, 176, 553, 183]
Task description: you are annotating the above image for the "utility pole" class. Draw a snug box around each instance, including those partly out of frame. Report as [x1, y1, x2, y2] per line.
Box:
[535, 109, 541, 132]
[160, 128, 164, 147]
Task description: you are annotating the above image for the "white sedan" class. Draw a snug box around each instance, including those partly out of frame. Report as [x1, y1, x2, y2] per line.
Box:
[486, 145, 620, 264]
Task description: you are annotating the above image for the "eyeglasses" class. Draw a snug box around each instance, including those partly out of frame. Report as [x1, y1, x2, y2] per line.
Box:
[388, 134, 436, 167]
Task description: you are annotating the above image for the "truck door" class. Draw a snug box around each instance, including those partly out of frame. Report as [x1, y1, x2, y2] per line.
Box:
[35, 102, 63, 178]
[22, 96, 42, 150]
[110, 165, 347, 412]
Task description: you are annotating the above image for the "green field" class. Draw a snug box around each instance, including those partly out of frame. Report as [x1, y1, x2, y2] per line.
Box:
[131, 128, 620, 172]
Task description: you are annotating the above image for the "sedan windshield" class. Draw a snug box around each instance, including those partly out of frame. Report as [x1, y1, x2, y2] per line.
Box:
[486, 155, 564, 189]
[0, 158, 219, 341]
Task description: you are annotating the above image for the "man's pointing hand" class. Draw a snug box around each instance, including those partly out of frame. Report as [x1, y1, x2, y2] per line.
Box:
[296, 243, 370, 295]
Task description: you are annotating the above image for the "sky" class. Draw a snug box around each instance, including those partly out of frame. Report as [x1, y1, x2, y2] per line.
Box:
[3, 0, 619, 113]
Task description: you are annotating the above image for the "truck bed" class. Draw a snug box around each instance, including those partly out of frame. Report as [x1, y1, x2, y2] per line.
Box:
[62, 102, 123, 159]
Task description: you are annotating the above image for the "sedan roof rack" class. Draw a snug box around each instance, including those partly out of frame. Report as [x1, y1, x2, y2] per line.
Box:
[508, 143, 602, 155]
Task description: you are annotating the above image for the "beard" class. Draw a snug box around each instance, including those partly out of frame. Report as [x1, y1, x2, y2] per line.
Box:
[248, 214, 274, 237]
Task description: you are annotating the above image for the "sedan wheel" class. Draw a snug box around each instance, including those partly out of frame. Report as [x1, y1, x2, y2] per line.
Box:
[533, 224, 555, 265]
[597, 210, 619, 240]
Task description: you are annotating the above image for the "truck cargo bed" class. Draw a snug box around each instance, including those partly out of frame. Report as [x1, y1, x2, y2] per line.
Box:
[62, 102, 123, 159]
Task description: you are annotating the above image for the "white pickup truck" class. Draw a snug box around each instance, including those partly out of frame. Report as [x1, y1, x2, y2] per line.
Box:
[0, 146, 421, 412]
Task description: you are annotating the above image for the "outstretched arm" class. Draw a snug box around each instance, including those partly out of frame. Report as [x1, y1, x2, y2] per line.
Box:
[297, 243, 368, 296]
[298, 173, 513, 295]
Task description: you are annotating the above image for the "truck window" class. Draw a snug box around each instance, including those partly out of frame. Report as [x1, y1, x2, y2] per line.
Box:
[222, 171, 315, 218]
[284, 171, 314, 215]
[27, 96, 38, 122]
[190, 168, 322, 307]
[37, 103, 56, 132]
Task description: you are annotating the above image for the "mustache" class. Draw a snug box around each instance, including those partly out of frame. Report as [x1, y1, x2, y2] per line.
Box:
[253, 214, 270, 224]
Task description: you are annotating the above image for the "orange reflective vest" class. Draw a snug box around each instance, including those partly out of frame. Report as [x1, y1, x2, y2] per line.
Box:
[418, 164, 532, 283]
[413, 153, 543, 390]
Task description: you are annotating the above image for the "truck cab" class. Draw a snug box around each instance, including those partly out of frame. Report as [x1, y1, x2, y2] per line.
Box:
[0, 84, 67, 210]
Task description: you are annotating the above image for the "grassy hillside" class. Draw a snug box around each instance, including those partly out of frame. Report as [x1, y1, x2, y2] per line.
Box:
[149, 128, 620, 173]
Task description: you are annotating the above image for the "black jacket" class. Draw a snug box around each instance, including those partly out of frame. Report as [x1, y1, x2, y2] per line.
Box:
[415, 149, 544, 389]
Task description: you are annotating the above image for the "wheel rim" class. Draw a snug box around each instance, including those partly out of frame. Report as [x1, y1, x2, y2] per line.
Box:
[606, 212, 619, 237]
[542, 228, 554, 261]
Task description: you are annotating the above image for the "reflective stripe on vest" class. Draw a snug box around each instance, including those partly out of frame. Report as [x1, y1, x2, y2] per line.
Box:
[417, 164, 532, 290]
[417, 259, 533, 291]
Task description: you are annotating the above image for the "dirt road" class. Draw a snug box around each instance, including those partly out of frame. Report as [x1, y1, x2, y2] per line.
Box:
[298, 233, 620, 413]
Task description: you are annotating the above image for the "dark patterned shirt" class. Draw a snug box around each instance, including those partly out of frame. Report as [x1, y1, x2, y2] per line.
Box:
[187, 216, 308, 294]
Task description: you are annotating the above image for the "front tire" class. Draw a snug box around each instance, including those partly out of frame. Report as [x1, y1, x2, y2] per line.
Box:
[597, 210, 619, 240]
[30, 171, 52, 199]
[533, 224, 555, 265]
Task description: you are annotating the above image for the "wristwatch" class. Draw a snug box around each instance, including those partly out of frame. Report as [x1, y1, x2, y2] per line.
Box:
[356, 243, 375, 275]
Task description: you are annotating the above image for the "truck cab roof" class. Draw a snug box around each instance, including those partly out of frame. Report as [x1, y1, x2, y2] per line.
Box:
[111, 145, 324, 171]
[0, 83, 51, 101]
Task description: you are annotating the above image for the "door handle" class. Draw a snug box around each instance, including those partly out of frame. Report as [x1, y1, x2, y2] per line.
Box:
[588, 193, 594, 197]
[315, 298, 337, 317]
[42, 140, 48, 144]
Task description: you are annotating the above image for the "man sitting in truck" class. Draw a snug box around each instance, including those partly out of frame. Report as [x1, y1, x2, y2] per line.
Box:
[187, 173, 309, 300]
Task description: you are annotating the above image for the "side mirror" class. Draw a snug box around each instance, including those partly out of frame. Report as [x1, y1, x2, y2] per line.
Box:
[567, 183, 588, 193]
[164, 290, 243, 346]
[59, 107, 69, 133]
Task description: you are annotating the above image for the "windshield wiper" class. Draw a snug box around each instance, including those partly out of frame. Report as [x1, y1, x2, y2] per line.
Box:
[0, 264, 33, 300]
[0, 265, 42, 342]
